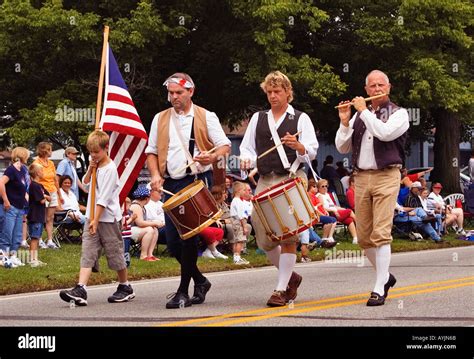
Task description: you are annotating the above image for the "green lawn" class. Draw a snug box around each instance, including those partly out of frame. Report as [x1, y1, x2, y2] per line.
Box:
[0, 231, 472, 295]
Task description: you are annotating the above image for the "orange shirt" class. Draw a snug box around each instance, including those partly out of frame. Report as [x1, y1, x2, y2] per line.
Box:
[33, 158, 57, 193]
[308, 191, 329, 216]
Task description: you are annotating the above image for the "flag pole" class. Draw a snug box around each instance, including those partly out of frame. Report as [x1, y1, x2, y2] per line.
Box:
[90, 25, 109, 221]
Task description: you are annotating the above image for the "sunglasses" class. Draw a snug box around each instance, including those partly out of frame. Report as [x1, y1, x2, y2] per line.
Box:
[320, 185, 328, 188]
[433, 187, 442, 189]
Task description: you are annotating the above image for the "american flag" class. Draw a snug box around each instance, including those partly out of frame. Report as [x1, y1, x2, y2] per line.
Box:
[100, 44, 148, 205]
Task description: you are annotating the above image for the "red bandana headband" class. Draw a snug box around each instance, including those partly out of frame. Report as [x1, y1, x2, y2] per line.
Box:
[163, 77, 194, 89]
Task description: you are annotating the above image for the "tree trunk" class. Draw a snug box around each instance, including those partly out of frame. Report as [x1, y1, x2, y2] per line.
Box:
[430, 108, 461, 194]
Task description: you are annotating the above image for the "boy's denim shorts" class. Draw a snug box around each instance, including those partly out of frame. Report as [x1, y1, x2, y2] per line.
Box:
[28, 222, 44, 239]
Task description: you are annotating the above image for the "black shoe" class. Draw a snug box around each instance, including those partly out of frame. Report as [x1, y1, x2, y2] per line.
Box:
[320, 240, 337, 249]
[59, 285, 88, 306]
[108, 284, 135, 303]
[383, 273, 397, 299]
[166, 292, 192, 309]
[366, 292, 385, 306]
[191, 278, 212, 304]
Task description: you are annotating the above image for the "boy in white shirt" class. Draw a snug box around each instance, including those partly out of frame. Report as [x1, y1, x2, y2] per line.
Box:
[59, 130, 135, 306]
[230, 181, 252, 265]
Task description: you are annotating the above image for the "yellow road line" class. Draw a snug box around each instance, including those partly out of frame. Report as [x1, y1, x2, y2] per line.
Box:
[160, 276, 474, 327]
[205, 281, 474, 326]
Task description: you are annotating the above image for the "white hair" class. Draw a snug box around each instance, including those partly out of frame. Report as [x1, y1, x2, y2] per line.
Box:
[365, 70, 390, 85]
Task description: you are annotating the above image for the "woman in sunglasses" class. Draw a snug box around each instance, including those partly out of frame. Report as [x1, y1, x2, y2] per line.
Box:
[316, 179, 358, 244]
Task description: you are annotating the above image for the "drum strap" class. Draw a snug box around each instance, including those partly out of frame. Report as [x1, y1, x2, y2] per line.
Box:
[186, 118, 195, 174]
[170, 111, 198, 175]
[265, 115, 319, 178]
[267, 115, 291, 170]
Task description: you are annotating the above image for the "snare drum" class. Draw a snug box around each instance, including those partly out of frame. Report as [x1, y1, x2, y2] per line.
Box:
[252, 177, 319, 242]
[162, 180, 222, 240]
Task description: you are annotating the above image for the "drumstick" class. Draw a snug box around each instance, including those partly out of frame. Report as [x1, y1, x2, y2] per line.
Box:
[160, 187, 175, 196]
[257, 131, 302, 160]
[334, 93, 387, 109]
[177, 146, 218, 173]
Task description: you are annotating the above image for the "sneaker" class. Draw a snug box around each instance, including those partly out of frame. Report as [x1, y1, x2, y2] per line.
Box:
[266, 290, 287, 307]
[202, 248, 215, 259]
[320, 240, 337, 249]
[20, 241, 30, 249]
[59, 285, 88, 306]
[300, 256, 312, 263]
[108, 284, 135, 303]
[307, 242, 317, 251]
[456, 228, 467, 236]
[352, 238, 358, 245]
[212, 250, 228, 259]
[39, 240, 48, 249]
[46, 241, 59, 249]
[30, 260, 47, 267]
[233, 257, 250, 265]
[10, 256, 25, 267]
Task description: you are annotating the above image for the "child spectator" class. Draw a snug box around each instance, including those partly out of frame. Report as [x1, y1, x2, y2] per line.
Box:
[59, 130, 135, 306]
[122, 197, 136, 268]
[230, 181, 252, 265]
[27, 163, 50, 267]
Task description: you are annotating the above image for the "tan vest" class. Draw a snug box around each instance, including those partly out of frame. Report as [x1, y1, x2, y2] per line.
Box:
[157, 105, 214, 177]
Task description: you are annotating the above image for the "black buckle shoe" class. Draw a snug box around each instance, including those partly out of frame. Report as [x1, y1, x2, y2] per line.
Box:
[384, 273, 397, 298]
[166, 292, 192, 309]
[191, 278, 212, 304]
[366, 292, 385, 306]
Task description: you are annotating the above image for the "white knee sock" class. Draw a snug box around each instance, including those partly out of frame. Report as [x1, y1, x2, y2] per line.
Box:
[364, 247, 377, 268]
[276, 253, 296, 291]
[265, 246, 281, 268]
[374, 244, 391, 295]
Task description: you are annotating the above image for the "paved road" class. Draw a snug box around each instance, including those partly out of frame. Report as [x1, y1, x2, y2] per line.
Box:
[1, 246, 473, 327]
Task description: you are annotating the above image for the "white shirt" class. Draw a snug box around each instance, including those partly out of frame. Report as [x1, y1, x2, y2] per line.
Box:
[145, 104, 231, 179]
[239, 104, 319, 168]
[335, 106, 409, 170]
[428, 192, 446, 210]
[230, 197, 251, 220]
[60, 188, 80, 212]
[144, 199, 164, 223]
[316, 192, 336, 211]
[419, 196, 434, 215]
[84, 160, 122, 222]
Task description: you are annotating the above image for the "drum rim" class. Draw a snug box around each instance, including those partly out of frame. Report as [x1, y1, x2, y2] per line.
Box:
[162, 180, 205, 210]
[251, 177, 302, 203]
